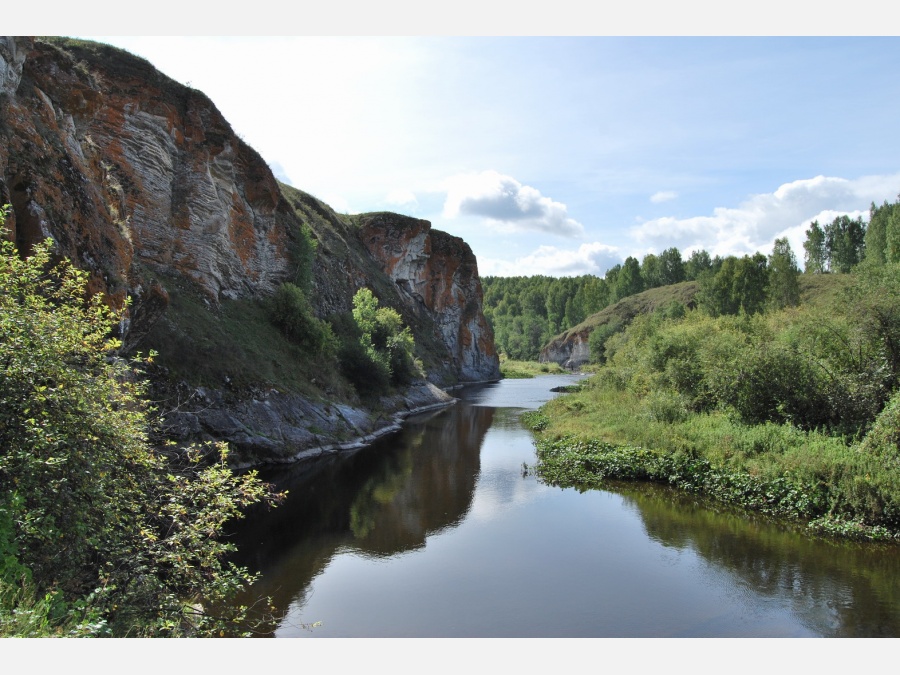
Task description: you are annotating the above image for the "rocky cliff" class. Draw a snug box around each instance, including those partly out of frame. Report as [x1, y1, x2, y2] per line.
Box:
[541, 329, 592, 370]
[358, 213, 498, 383]
[0, 36, 499, 465]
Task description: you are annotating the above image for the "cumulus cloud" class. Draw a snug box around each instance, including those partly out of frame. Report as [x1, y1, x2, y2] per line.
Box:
[442, 170, 584, 238]
[632, 173, 900, 258]
[479, 242, 621, 277]
[385, 189, 418, 207]
[650, 190, 678, 203]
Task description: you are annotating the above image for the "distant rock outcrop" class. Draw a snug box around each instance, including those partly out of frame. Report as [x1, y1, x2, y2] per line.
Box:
[540, 281, 699, 369]
[541, 329, 592, 370]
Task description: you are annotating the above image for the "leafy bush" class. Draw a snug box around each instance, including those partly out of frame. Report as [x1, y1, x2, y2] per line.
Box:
[269, 282, 336, 357]
[588, 318, 623, 364]
[0, 210, 278, 636]
[331, 311, 391, 397]
[351, 288, 417, 389]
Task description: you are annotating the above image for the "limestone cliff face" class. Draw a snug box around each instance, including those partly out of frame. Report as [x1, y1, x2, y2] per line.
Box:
[540, 329, 591, 370]
[0, 36, 498, 411]
[0, 37, 296, 348]
[358, 213, 500, 383]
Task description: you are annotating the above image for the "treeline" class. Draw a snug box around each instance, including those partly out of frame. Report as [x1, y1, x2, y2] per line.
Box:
[485, 198, 900, 361]
[483, 248, 713, 360]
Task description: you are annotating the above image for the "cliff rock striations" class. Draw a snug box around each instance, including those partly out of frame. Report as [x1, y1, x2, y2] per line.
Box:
[358, 213, 499, 383]
[0, 37, 499, 465]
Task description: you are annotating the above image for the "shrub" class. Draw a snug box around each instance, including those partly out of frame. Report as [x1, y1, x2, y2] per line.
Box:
[269, 282, 336, 357]
[0, 210, 278, 636]
[350, 288, 418, 390]
[588, 318, 623, 364]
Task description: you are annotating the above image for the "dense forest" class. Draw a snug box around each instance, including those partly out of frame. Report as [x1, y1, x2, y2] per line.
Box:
[483, 204, 884, 362]
[523, 198, 900, 542]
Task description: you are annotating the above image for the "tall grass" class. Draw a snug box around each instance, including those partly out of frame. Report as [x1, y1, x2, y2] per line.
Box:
[528, 366, 900, 541]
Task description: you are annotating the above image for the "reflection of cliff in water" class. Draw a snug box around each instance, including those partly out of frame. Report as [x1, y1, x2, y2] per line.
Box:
[226, 403, 492, 634]
[616, 482, 900, 637]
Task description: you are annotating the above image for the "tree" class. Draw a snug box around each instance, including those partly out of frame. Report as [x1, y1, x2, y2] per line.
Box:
[886, 205, 900, 264]
[864, 201, 891, 266]
[614, 257, 644, 302]
[659, 247, 686, 285]
[803, 220, 827, 274]
[697, 253, 768, 317]
[641, 253, 663, 289]
[768, 237, 800, 310]
[732, 252, 769, 315]
[825, 215, 866, 273]
[0, 209, 277, 636]
[351, 288, 417, 387]
[684, 249, 712, 281]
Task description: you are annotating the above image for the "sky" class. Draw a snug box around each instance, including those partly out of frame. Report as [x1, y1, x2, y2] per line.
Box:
[74, 35, 900, 278]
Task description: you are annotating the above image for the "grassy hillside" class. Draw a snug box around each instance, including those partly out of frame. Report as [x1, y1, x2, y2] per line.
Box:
[543, 273, 852, 362]
[554, 281, 699, 342]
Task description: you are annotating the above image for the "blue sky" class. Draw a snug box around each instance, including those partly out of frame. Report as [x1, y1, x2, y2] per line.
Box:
[78, 36, 900, 277]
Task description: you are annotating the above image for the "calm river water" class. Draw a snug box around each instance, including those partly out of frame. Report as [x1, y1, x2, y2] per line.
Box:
[228, 375, 900, 637]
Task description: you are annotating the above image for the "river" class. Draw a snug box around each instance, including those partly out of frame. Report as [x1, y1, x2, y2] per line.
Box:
[227, 374, 900, 637]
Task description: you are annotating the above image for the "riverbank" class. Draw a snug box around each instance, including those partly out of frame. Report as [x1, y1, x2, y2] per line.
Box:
[158, 379, 460, 469]
[523, 380, 900, 543]
[499, 357, 568, 379]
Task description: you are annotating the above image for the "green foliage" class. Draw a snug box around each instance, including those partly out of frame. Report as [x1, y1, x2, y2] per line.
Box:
[0, 213, 278, 636]
[483, 252, 704, 362]
[499, 358, 566, 379]
[768, 237, 800, 310]
[842, 262, 900, 393]
[337, 288, 417, 395]
[525, 260, 900, 538]
[483, 275, 604, 360]
[696, 253, 769, 317]
[269, 282, 336, 357]
[825, 215, 866, 273]
[684, 249, 713, 281]
[588, 317, 624, 364]
[887, 206, 900, 264]
[613, 256, 644, 302]
[803, 220, 827, 274]
[864, 202, 890, 266]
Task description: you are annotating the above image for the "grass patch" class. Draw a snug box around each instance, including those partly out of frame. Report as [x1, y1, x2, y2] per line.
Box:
[500, 357, 567, 379]
[137, 274, 353, 402]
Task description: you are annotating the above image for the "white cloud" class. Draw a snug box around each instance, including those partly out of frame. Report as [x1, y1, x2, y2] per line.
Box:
[632, 173, 900, 258]
[385, 189, 418, 207]
[442, 170, 584, 238]
[650, 190, 678, 203]
[268, 161, 293, 186]
[479, 242, 621, 277]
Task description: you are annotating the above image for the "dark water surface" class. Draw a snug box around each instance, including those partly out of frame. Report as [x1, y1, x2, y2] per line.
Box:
[227, 375, 900, 637]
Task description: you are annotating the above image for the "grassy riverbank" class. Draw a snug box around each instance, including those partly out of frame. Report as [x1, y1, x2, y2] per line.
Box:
[499, 356, 567, 379]
[523, 385, 900, 542]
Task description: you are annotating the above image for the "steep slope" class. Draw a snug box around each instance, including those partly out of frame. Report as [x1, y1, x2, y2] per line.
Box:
[0, 36, 499, 465]
[540, 282, 699, 368]
[539, 274, 853, 369]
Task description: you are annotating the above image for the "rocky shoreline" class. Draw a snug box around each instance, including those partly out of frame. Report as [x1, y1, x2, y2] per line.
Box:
[158, 378, 478, 469]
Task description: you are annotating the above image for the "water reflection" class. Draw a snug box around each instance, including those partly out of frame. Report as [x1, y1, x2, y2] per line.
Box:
[228, 403, 493, 635]
[226, 376, 900, 637]
[617, 483, 900, 637]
